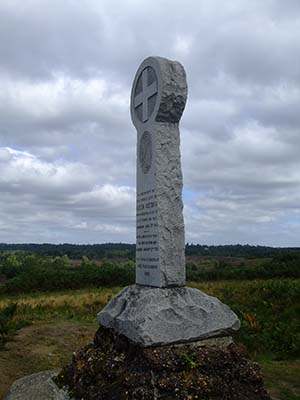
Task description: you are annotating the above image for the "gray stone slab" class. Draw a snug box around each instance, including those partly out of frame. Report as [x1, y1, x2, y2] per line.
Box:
[131, 56, 187, 287]
[97, 285, 241, 347]
[4, 370, 72, 400]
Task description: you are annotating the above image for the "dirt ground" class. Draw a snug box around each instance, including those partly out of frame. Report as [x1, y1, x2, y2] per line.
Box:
[0, 321, 96, 399]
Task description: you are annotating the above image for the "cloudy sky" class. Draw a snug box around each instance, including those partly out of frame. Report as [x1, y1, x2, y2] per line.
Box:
[1, 0, 300, 246]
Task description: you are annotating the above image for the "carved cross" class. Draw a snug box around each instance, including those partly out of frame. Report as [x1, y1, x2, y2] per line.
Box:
[134, 67, 158, 123]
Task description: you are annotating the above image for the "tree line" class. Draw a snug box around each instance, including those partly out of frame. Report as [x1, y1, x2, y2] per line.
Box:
[1, 242, 300, 259]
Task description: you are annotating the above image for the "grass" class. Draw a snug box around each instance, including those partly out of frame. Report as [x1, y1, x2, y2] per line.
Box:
[259, 358, 300, 400]
[190, 279, 300, 359]
[0, 287, 120, 398]
[0, 320, 96, 399]
[0, 286, 121, 325]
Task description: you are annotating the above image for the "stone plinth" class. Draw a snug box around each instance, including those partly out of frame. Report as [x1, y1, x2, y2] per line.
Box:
[97, 285, 240, 346]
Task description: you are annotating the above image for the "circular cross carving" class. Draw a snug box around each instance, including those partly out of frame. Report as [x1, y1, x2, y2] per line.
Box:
[139, 131, 152, 174]
[134, 67, 158, 123]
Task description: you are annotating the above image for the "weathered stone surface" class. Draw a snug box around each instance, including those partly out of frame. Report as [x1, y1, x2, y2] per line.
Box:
[131, 56, 187, 287]
[154, 57, 187, 123]
[131, 56, 188, 127]
[98, 285, 241, 346]
[57, 326, 271, 400]
[155, 122, 185, 287]
[4, 370, 71, 400]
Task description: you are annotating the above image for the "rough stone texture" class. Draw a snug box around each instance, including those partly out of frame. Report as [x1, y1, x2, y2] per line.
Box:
[97, 285, 240, 346]
[56, 326, 271, 400]
[155, 122, 185, 286]
[131, 56, 187, 288]
[4, 370, 71, 400]
[154, 57, 187, 123]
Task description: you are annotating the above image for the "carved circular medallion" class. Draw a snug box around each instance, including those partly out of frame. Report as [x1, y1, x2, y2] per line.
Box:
[139, 131, 152, 174]
[134, 66, 158, 123]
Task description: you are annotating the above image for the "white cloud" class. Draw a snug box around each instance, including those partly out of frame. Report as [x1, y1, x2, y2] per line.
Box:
[0, 147, 135, 243]
[0, 147, 94, 194]
[1, 0, 300, 245]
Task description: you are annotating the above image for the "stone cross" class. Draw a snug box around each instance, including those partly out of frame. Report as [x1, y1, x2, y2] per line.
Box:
[130, 56, 188, 287]
[133, 67, 158, 122]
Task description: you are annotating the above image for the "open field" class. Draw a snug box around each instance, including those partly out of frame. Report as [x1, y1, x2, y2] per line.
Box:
[0, 321, 96, 399]
[0, 280, 299, 399]
[0, 286, 121, 324]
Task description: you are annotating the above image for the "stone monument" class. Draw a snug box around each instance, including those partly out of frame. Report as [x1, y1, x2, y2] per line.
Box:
[133, 57, 186, 288]
[97, 56, 240, 346]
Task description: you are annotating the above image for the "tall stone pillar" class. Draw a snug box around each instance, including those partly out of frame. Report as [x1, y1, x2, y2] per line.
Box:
[131, 57, 187, 287]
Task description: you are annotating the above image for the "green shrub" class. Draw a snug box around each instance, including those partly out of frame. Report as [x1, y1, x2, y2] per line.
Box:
[3, 260, 135, 295]
[191, 279, 300, 359]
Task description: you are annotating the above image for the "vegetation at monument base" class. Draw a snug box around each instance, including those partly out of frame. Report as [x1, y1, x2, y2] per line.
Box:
[0, 248, 299, 398]
[0, 283, 299, 398]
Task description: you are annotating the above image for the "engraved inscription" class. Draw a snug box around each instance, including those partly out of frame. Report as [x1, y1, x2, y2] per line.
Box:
[136, 188, 159, 279]
[139, 131, 152, 174]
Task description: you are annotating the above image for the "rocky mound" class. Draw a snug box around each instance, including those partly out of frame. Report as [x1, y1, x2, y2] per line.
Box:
[55, 326, 271, 400]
